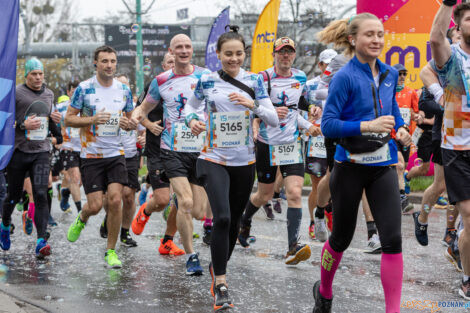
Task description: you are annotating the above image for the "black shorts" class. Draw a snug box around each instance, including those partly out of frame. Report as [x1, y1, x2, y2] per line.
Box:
[147, 155, 170, 190]
[50, 147, 63, 176]
[61, 150, 80, 170]
[125, 155, 141, 191]
[325, 137, 337, 172]
[417, 130, 433, 162]
[431, 141, 443, 166]
[305, 157, 328, 178]
[395, 139, 411, 163]
[442, 149, 470, 204]
[80, 155, 128, 194]
[160, 149, 200, 185]
[255, 141, 304, 184]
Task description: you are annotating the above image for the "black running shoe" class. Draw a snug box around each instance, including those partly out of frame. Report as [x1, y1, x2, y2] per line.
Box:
[213, 283, 234, 312]
[263, 203, 275, 220]
[460, 277, 470, 300]
[312, 280, 332, 313]
[238, 225, 252, 248]
[121, 231, 137, 247]
[100, 216, 108, 239]
[412, 212, 428, 246]
[203, 225, 212, 246]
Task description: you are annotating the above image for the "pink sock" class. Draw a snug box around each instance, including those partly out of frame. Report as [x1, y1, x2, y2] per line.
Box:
[204, 218, 212, 228]
[381, 253, 403, 313]
[319, 240, 343, 299]
[28, 203, 35, 220]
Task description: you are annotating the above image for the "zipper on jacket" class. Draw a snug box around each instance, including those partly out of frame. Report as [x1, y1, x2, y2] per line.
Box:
[375, 70, 390, 116]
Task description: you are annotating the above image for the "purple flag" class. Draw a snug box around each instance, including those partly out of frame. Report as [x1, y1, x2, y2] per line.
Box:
[205, 6, 230, 71]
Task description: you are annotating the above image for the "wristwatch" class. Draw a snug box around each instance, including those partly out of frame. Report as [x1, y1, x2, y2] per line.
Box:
[253, 99, 260, 110]
[399, 124, 410, 133]
[19, 122, 26, 130]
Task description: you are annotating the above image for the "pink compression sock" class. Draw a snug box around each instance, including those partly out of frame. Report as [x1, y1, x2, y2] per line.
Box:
[319, 240, 343, 299]
[381, 253, 403, 313]
[204, 218, 212, 228]
[27, 203, 35, 220]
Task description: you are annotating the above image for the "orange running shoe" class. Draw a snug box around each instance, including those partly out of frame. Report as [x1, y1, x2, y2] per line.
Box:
[158, 238, 185, 256]
[132, 202, 150, 235]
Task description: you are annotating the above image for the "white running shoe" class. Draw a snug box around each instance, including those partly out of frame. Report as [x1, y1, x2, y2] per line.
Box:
[364, 234, 382, 254]
[314, 217, 328, 242]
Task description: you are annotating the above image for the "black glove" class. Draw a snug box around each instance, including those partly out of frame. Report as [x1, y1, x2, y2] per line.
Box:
[443, 0, 457, 6]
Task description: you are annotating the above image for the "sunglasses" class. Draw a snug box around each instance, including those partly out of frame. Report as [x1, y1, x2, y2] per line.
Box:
[399, 72, 408, 77]
[276, 49, 295, 55]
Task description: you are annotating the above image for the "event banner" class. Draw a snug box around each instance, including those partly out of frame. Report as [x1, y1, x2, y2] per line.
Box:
[205, 6, 230, 71]
[357, 0, 462, 89]
[251, 0, 281, 73]
[0, 0, 19, 170]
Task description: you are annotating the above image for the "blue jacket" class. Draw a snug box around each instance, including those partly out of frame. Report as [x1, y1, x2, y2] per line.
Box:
[321, 56, 405, 166]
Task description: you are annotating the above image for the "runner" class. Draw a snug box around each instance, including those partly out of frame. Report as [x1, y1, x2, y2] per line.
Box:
[312, 13, 411, 313]
[130, 34, 209, 275]
[430, 1, 470, 299]
[185, 25, 278, 311]
[0, 57, 62, 258]
[238, 37, 319, 266]
[65, 45, 134, 269]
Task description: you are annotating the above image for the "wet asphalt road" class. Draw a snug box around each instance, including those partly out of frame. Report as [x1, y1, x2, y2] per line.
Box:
[0, 193, 466, 313]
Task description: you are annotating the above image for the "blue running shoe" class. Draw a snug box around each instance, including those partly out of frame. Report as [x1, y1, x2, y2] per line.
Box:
[48, 214, 58, 227]
[35, 238, 51, 259]
[60, 197, 70, 212]
[139, 189, 148, 206]
[435, 196, 449, 209]
[22, 211, 33, 236]
[0, 223, 11, 251]
[413, 212, 428, 246]
[186, 253, 203, 276]
[404, 170, 411, 194]
[279, 188, 287, 200]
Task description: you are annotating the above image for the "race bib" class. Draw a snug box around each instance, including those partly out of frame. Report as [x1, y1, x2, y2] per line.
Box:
[171, 122, 205, 152]
[269, 137, 303, 166]
[26, 116, 48, 140]
[307, 136, 326, 158]
[399, 107, 411, 125]
[411, 127, 423, 146]
[347, 143, 391, 164]
[94, 112, 120, 136]
[209, 111, 250, 148]
[120, 129, 134, 137]
[69, 127, 80, 138]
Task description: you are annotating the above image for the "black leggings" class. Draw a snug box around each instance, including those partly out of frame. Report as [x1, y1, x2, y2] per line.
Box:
[196, 159, 255, 276]
[2, 150, 50, 239]
[329, 162, 402, 254]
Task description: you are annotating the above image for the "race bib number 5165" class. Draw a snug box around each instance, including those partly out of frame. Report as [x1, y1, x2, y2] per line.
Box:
[208, 111, 250, 148]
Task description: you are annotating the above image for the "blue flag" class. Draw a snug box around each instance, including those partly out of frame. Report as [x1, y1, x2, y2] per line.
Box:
[205, 6, 230, 71]
[0, 0, 19, 170]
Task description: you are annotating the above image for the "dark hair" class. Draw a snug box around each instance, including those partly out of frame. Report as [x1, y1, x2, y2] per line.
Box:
[454, 3, 470, 27]
[115, 73, 128, 80]
[67, 80, 80, 91]
[447, 26, 457, 40]
[94, 45, 117, 61]
[216, 25, 245, 51]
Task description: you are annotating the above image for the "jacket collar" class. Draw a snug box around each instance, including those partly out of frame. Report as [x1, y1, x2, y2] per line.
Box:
[351, 56, 388, 79]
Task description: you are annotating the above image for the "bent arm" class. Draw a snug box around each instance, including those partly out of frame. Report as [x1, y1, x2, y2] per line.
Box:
[65, 106, 94, 127]
[430, 4, 453, 68]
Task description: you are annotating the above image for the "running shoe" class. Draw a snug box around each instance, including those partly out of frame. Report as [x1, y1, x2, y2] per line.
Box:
[460, 277, 470, 300]
[272, 198, 282, 214]
[132, 202, 150, 235]
[121, 230, 138, 247]
[263, 202, 275, 220]
[404, 171, 411, 194]
[285, 243, 311, 265]
[158, 238, 185, 256]
[413, 212, 428, 246]
[324, 210, 333, 232]
[314, 217, 328, 242]
[56, 183, 61, 201]
[60, 196, 70, 212]
[213, 283, 234, 312]
[309, 224, 316, 240]
[445, 245, 463, 272]
[364, 234, 382, 254]
[186, 253, 203, 276]
[435, 196, 449, 209]
[35, 239, 51, 259]
[48, 214, 57, 227]
[0, 223, 10, 251]
[203, 225, 212, 245]
[312, 280, 332, 313]
[162, 201, 171, 221]
[138, 189, 148, 206]
[22, 211, 33, 235]
[15, 201, 24, 212]
[209, 262, 215, 296]
[279, 188, 287, 200]
[99, 216, 108, 239]
[67, 215, 85, 242]
[9, 223, 15, 235]
[105, 249, 122, 269]
[238, 225, 252, 248]
[442, 228, 457, 247]
[400, 194, 414, 214]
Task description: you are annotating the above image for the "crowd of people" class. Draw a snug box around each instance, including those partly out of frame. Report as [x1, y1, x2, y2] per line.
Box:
[1, 1, 469, 312]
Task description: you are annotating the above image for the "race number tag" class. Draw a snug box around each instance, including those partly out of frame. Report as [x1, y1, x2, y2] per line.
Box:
[95, 112, 120, 136]
[269, 137, 303, 166]
[26, 116, 48, 140]
[347, 143, 391, 164]
[411, 127, 423, 146]
[208, 111, 249, 148]
[399, 107, 411, 125]
[307, 136, 326, 158]
[120, 129, 134, 137]
[171, 122, 205, 152]
[69, 127, 80, 138]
